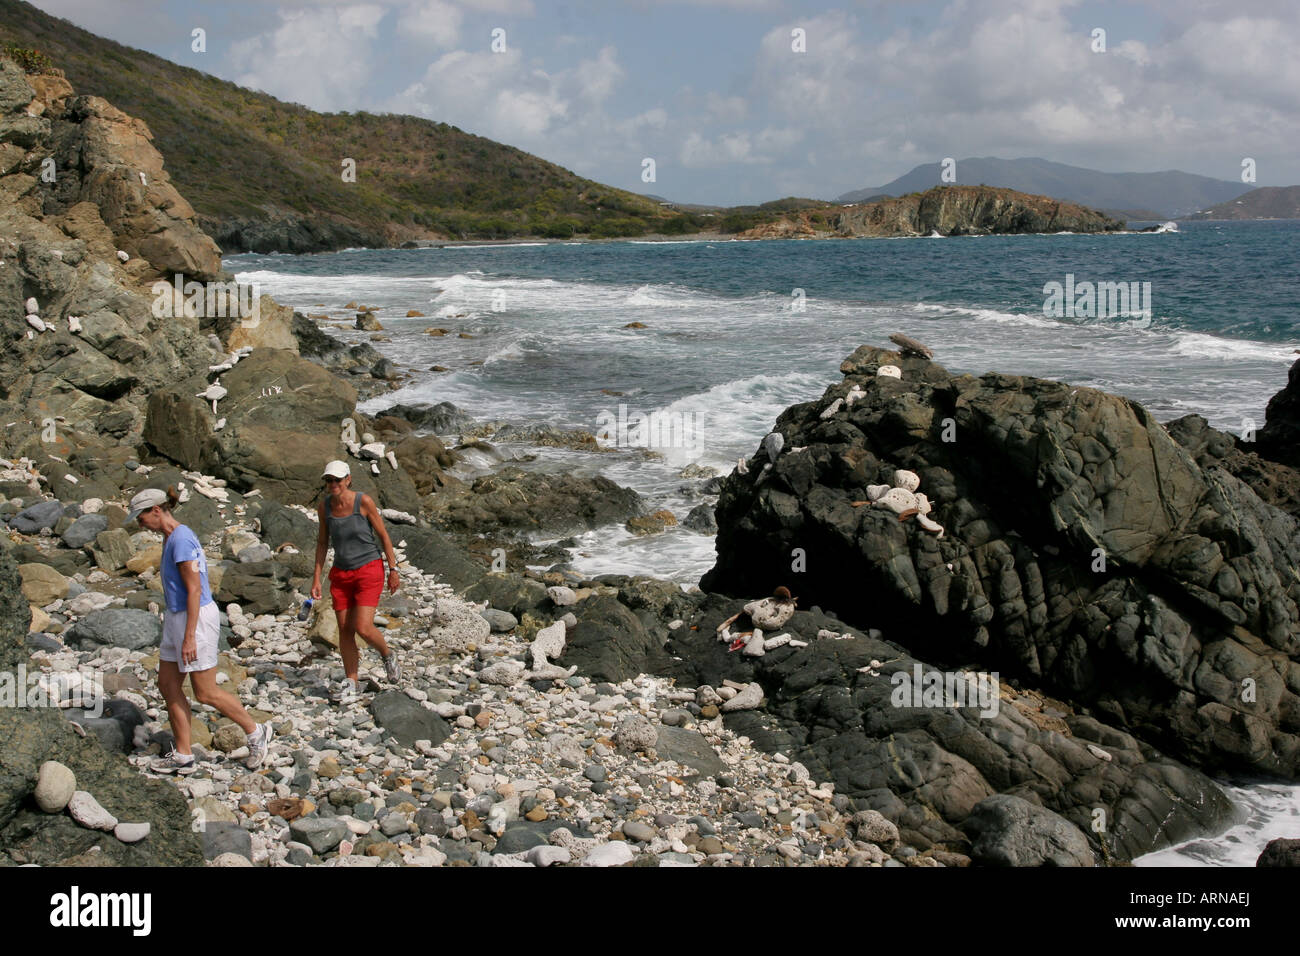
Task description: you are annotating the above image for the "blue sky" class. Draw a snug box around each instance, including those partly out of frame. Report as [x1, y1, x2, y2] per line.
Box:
[30, 0, 1300, 204]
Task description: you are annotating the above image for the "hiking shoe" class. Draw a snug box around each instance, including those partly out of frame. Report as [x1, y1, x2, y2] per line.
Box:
[383, 649, 402, 683]
[331, 678, 361, 703]
[245, 722, 273, 769]
[153, 751, 198, 776]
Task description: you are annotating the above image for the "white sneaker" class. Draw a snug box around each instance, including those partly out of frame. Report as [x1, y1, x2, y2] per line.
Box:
[331, 679, 360, 704]
[245, 723, 273, 769]
[153, 751, 198, 775]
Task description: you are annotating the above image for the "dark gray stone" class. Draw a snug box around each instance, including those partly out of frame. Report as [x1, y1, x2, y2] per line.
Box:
[61, 513, 109, 549]
[201, 822, 252, 861]
[289, 817, 349, 854]
[66, 608, 162, 651]
[963, 794, 1096, 867]
[369, 691, 451, 748]
[9, 500, 64, 534]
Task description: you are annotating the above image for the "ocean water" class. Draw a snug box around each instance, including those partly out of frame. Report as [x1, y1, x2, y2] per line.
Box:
[230, 220, 1299, 584]
[230, 220, 1300, 865]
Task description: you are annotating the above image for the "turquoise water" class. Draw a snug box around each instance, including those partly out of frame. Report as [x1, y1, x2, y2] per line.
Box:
[230, 220, 1300, 865]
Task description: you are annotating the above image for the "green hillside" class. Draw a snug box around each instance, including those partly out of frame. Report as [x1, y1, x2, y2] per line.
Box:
[0, 0, 713, 250]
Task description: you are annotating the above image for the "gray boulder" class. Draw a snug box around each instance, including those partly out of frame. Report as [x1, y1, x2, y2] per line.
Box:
[963, 794, 1096, 867]
[61, 513, 109, 549]
[9, 500, 64, 534]
[369, 691, 451, 748]
[66, 608, 162, 651]
[289, 817, 349, 854]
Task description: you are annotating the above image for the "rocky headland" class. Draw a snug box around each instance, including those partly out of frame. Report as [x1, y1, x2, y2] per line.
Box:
[2, 53, 1299, 868]
[737, 185, 1125, 239]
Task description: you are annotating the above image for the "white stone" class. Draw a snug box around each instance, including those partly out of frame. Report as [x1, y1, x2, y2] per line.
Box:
[546, 586, 577, 607]
[526, 845, 571, 867]
[116, 250, 130, 262]
[35, 761, 76, 813]
[581, 841, 635, 867]
[26, 314, 45, 332]
[874, 488, 918, 514]
[359, 442, 385, 460]
[762, 432, 784, 461]
[866, 484, 891, 501]
[745, 596, 795, 630]
[114, 822, 151, 843]
[479, 660, 525, 686]
[916, 513, 945, 537]
[25, 297, 38, 313]
[893, 469, 920, 492]
[877, 365, 901, 379]
[819, 398, 843, 419]
[68, 790, 117, 831]
[721, 682, 764, 712]
[67, 315, 82, 333]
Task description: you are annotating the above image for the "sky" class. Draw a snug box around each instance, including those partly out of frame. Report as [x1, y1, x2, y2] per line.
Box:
[28, 0, 1300, 205]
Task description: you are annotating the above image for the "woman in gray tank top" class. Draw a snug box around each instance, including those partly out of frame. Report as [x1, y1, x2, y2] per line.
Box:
[310, 460, 402, 699]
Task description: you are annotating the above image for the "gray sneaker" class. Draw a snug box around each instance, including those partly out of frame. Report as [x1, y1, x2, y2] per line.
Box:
[153, 751, 198, 775]
[383, 649, 402, 683]
[245, 722, 272, 769]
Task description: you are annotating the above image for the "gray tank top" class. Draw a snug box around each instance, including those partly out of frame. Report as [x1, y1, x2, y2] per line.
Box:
[326, 493, 382, 571]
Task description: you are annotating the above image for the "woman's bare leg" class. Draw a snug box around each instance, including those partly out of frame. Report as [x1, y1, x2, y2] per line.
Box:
[190, 668, 255, 735]
[159, 661, 192, 754]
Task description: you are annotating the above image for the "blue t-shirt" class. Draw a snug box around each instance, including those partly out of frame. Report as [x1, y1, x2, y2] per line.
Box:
[161, 524, 214, 613]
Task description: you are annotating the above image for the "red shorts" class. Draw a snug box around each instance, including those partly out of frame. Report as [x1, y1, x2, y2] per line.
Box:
[329, 559, 384, 611]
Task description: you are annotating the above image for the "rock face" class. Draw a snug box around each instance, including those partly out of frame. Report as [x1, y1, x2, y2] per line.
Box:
[0, 537, 202, 865]
[703, 346, 1300, 781]
[835, 185, 1124, 237]
[0, 55, 245, 443]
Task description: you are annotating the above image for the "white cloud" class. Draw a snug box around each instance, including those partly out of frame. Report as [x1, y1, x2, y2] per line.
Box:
[396, 1, 463, 48]
[228, 4, 386, 110]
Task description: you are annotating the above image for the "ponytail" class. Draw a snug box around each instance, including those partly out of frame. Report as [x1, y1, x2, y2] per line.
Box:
[164, 486, 181, 511]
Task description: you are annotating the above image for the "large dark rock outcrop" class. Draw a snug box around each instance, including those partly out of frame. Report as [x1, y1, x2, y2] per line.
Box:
[1258, 356, 1300, 471]
[703, 346, 1300, 781]
[655, 595, 1232, 862]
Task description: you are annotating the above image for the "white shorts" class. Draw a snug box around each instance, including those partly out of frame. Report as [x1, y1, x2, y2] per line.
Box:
[160, 602, 221, 673]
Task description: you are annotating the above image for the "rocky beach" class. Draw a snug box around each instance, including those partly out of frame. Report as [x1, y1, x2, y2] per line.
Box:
[2, 53, 1300, 871]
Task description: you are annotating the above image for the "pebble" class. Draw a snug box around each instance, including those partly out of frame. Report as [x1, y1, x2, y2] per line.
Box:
[68, 790, 118, 831]
[114, 822, 151, 843]
[35, 760, 76, 813]
[581, 842, 635, 867]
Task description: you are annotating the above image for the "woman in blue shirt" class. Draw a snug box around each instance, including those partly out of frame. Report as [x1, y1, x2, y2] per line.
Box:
[127, 487, 273, 775]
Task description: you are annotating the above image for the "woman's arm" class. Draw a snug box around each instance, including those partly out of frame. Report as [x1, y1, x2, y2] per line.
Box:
[360, 494, 400, 592]
[311, 499, 329, 599]
[178, 559, 202, 665]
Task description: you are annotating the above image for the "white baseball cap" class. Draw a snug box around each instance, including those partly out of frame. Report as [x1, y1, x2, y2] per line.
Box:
[126, 487, 168, 522]
[321, 460, 351, 479]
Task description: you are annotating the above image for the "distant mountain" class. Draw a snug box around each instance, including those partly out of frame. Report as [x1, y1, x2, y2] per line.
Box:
[0, 0, 700, 251]
[837, 158, 1252, 219]
[1185, 186, 1300, 220]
